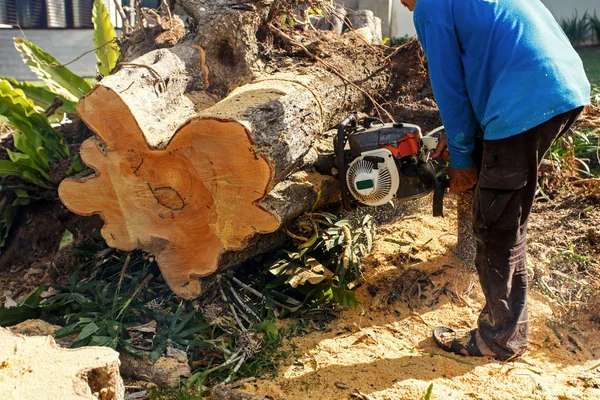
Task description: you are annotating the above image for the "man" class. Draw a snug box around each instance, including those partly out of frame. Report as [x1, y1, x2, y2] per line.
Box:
[399, 0, 590, 359]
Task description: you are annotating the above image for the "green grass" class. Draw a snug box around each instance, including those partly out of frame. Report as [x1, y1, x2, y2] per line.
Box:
[577, 46, 600, 87]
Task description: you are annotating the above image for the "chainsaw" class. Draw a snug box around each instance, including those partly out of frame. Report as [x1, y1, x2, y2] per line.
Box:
[334, 115, 446, 216]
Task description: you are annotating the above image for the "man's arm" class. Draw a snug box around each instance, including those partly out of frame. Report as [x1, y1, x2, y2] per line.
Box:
[415, 19, 479, 170]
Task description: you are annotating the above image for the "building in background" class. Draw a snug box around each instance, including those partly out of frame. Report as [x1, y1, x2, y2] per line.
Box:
[343, 0, 599, 40]
[0, 0, 160, 80]
[0, 0, 163, 28]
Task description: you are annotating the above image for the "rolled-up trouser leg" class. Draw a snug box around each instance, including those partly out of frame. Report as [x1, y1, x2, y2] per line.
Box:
[473, 106, 583, 358]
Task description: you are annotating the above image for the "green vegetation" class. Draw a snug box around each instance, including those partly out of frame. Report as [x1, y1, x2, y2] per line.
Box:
[0, 0, 119, 251]
[560, 11, 590, 46]
[578, 46, 600, 87]
[0, 80, 70, 186]
[92, 0, 120, 77]
[0, 210, 372, 393]
[383, 35, 412, 47]
[589, 12, 600, 44]
[560, 11, 600, 47]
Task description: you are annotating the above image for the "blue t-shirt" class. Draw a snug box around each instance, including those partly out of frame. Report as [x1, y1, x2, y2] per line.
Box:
[413, 0, 590, 169]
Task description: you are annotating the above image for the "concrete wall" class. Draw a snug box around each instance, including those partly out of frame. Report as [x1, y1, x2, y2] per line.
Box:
[0, 29, 122, 80]
[542, 0, 598, 21]
[389, 0, 600, 39]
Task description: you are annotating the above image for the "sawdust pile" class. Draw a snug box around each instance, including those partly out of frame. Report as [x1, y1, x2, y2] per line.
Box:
[237, 193, 600, 400]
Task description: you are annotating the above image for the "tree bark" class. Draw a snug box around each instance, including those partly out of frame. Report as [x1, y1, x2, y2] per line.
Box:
[58, 1, 394, 299]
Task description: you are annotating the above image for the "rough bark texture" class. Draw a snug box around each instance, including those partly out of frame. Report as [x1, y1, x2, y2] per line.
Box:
[456, 190, 476, 270]
[58, 1, 393, 298]
[177, 0, 268, 96]
[0, 327, 124, 400]
[120, 351, 191, 388]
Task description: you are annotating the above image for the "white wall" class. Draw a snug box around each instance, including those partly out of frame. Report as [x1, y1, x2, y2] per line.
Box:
[389, 0, 599, 39]
[542, 0, 598, 21]
[391, 0, 415, 39]
[0, 29, 122, 80]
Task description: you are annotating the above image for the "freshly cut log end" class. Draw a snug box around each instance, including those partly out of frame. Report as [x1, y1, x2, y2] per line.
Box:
[0, 327, 124, 400]
[59, 87, 280, 299]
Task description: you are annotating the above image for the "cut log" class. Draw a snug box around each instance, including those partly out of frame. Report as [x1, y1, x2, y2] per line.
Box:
[58, 1, 395, 298]
[0, 327, 124, 400]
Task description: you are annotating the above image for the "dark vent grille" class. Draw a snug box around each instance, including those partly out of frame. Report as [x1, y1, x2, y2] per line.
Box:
[72, 0, 93, 28]
[16, 0, 47, 28]
[0, 0, 18, 26]
[46, 0, 67, 27]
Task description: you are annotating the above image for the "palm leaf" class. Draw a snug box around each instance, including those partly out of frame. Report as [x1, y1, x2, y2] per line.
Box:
[0, 77, 77, 114]
[14, 38, 92, 102]
[92, 0, 120, 77]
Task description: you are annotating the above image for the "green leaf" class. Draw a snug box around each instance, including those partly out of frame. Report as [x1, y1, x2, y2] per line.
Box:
[88, 335, 114, 347]
[256, 317, 279, 340]
[0, 203, 17, 248]
[14, 38, 92, 102]
[0, 304, 40, 326]
[423, 383, 434, 400]
[0, 77, 77, 114]
[330, 285, 359, 307]
[55, 322, 83, 338]
[18, 286, 44, 308]
[66, 155, 83, 176]
[92, 0, 120, 76]
[11, 188, 33, 206]
[0, 79, 69, 186]
[0, 286, 44, 326]
[73, 321, 100, 343]
[0, 159, 23, 178]
[7, 148, 49, 176]
[151, 340, 167, 362]
[59, 229, 74, 250]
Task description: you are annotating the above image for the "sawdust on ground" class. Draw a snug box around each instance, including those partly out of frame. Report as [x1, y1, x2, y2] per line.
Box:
[238, 193, 600, 400]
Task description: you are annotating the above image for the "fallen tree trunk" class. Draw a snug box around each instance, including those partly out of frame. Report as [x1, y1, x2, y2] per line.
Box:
[58, 0, 395, 298]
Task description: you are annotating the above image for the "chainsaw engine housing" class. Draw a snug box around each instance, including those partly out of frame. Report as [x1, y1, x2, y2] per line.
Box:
[335, 116, 438, 210]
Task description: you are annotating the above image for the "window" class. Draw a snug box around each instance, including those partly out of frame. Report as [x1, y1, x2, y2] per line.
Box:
[0, 0, 160, 29]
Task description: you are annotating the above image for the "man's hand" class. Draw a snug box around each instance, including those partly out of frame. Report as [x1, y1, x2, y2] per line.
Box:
[431, 136, 450, 162]
[447, 166, 478, 193]
[431, 135, 478, 192]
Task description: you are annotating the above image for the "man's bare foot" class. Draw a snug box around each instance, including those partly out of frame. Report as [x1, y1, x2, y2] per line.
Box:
[433, 327, 497, 357]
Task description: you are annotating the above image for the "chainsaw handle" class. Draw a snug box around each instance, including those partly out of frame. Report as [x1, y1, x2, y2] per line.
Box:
[432, 171, 448, 217]
[336, 115, 357, 211]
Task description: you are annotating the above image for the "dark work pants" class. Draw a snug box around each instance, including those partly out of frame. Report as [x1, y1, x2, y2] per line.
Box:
[472, 106, 583, 358]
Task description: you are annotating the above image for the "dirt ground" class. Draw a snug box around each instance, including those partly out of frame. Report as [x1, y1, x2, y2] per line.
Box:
[238, 192, 600, 400]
